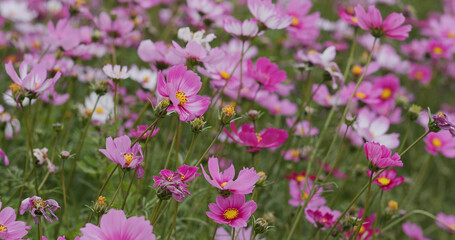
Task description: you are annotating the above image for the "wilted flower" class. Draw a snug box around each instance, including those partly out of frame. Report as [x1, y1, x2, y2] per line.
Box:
[20, 196, 60, 224]
[153, 165, 199, 202]
[33, 147, 57, 173]
[432, 112, 455, 137]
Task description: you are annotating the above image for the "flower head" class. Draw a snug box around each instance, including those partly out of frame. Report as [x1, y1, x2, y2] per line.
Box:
[223, 17, 259, 38]
[364, 142, 402, 169]
[288, 179, 326, 208]
[432, 112, 455, 137]
[103, 64, 130, 79]
[424, 131, 455, 158]
[247, 57, 286, 92]
[99, 135, 144, 178]
[247, 0, 293, 30]
[153, 165, 199, 202]
[80, 209, 156, 240]
[0, 200, 30, 240]
[402, 222, 430, 240]
[20, 196, 60, 224]
[128, 125, 160, 140]
[206, 194, 257, 228]
[0, 149, 9, 166]
[157, 64, 210, 122]
[367, 169, 404, 191]
[305, 206, 341, 230]
[201, 157, 259, 195]
[354, 5, 412, 40]
[436, 212, 455, 233]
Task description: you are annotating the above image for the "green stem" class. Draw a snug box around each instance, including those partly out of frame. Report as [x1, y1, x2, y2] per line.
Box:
[182, 134, 198, 165]
[323, 126, 349, 183]
[164, 120, 180, 169]
[114, 82, 119, 136]
[352, 170, 374, 239]
[166, 202, 179, 240]
[107, 169, 125, 209]
[121, 171, 136, 210]
[195, 125, 224, 167]
[232, 228, 236, 240]
[381, 209, 450, 232]
[211, 223, 219, 240]
[402, 155, 432, 209]
[150, 200, 163, 225]
[371, 190, 383, 240]
[38, 217, 43, 240]
[343, 28, 358, 81]
[399, 130, 430, 157]
[61, 156, 70, 235]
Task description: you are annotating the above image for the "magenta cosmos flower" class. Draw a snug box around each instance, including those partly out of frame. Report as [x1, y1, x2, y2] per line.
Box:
[157, 64, 210, 122]
[80, 209, 156, 240]
[153, 165, 199, 202]
[99, 135, 144, 178]
[128, 125, 160, 140]
[247, 0, 292, 30]
[20, 196, 60, 224]
[0, 200, 30, 240]
[364, 141, 402, 169]
[224, 122, 288, 152]
[206, 194, 257, 228]
[424, 131, 455, 158]
[0, 149, 9, 166]
[432, 112, 455, 137]
[367, 169, 404, 191]
[201, 156, 259, 195]
[305, 206, 341, 230]
[402, 222, 430, 240]
[354, 5, 412, 40]
[247, 57, 287, 92]
[435, 212, 455, 233]
[5, 61, 61, 96]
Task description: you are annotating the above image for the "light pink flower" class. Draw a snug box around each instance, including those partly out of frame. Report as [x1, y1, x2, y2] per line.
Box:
[0, 200, 30, 239]
[424, 131, 455, 158]
[20, 196, 60, 224]
[402, 222, 430, 240]
[305, 206, 341, 230]
[223, 17, 259, 38]
[103, 64, 130, 79]
[0, 148, 9, 166]
[46, 18, 81, 51]
[288, 179, 326, 208]
[206, 194, 257, 228]
[435, 212, 455, 233]
[80, 209, 156, 240]
[247, 0, 293, 30]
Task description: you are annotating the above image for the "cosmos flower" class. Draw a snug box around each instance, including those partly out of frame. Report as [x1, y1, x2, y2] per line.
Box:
[223, 17, 259, 38]
[99, 135, 144, 178]
[402, 222, 430, 240]
[0, 149, 9, 166]
[206, 194, 257, 228]
[153, 165, 199, 202]
[156, 64, 210, 122]
[288, 179, 326, 209]
[247, 0, 293, 30]
[354, 5, 412, 40]
[367, 169, 404, 191]
[80, 209, 156, 240]
[103, 64, 130, 80]
[364, 141, 403, 169]
[201, 156, 259, 195]
[46, 18, 81, 51]
[247, 57, 287, 92]
[128, 125, 160, 140]
[435, 212, 455, 233]
[0, 200, 30, 240]
[20, 196, 60, 224]
[305, 206, 341, 230]
[432, 112, 455, 137]
[77, 92, 114, 125]
[214, 226, 264, 240]
[424, 131, 455, 158]
[224, 122, 288, 152]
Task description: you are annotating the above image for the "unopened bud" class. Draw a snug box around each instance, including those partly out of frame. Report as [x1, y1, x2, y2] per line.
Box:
[94, 196, 108, 214]
[256, 171, 267, 187]
[155, 98, 170, 118]
[345, 113, 356, 126]
[220, 104, 236, 125]
[385, 200, 398, 215]
[254, 218, 269, 234]
[190, 117, 206, 133]
[408, 104, 421, 121]
[94, 81, 109, 96]
[247, 110, 260, 122]
[52, 123, 63, 132]
[60, 151, 71, 159]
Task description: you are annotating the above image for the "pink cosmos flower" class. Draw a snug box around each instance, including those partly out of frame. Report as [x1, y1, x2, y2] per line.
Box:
[128, 125, 160, 140]
[353, 81, 381, 105]
[367, 169, 404, 191]
[424, 131, 455, 158]
[138, 40, 183, 70]
[99, 135, 144, 178]
[20, 196, 60, 224]
[402, 222, 430, 240]
[201, 156, 259, 195]
[247, 0, 293, 30]
[312, 84, 349, 107]
[96, 12, 134, 44]
[223, 17, 259, 38]
[346, 208, 378, 239]
[427, 40, 452, 59]
[5, 61, 62, 96]
[46, 18, 81, 51]
[288, 179, 326, 208]
[338, 5, 358, 26]
[408, 64, 432, 84]
[103, 64, 130, 80]
[157, 64, 211, 122]
[153, 165, 199, 202]
[364, 141, 403, 169]
[256, 91, 297, 116]
[432, 112, 455, 137]
[206, 194, 257, 228]
[305, 206, 341, 230]
[80, 209, 156, 240]
[283, 0, 320, 45]
[283, 149, 301, 162]
[224, 122, 288, 152]
[301, 46, 344, 89]
[354, 5, 412, 40]
[0, 107, 20, 140]
[247, 57, 287, 92]
[0, 200, 30, 239]
[286, 118, 319, 137]
[0, 148, 9, 166]
[436, 212, 455, 233]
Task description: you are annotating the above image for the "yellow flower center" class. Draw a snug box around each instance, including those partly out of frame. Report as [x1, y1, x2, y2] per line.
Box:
[115, 72, 123, 76]
[219, 71, 230, 80]
[223, 208, 239, 220]
[437, 112, 445, 117]
[0, 224, 7, 232]
[167, 174, 174, 181]
[448, 32, 455, 38]
[181, 174, 185, 181]
[175, 90, 188, 105]
[32, 41, 41, 49]
[291, 149, 299, 158]
[95, 107, 104, 114]
[295, 175, 305, 182]
[432, 138, 442, 147]
[256, 133, 262, 143]
[291, 16, 299, 27]
[302, 192, 309, 200]
[449, 224, 455, 231]
[377, 177, 391, 186]
[9, 83, 21, 93]
[143, 77, 149, 83]
[414, 71, 423, 80]
[307, 49, 317, 55]
[221, 182, 227, 187]
[351, 17, 358, 23]
[355, 91, 366, 99]
[351, 65, 362, 75]
[433, 46, 443, 55]
[35, 82, 39, 89]
[388, 200, 398, 211]
[381, 88, 392, 100]
[322, 218, 328, 223]
[85, 109, 92, 116]
[124, 153, 134, 165]
[222, 104, 235, 115]
[354, 226, 365, 234]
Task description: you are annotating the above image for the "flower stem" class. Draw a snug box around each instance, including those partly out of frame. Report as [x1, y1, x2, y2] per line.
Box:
[107, 168, 125, 209]
[150, 199, 163, 225]
[167, 202, 179, 240]
[114, 82, 119, 136]
[164, 120, 180, 169]
[232, 228, 236, 240]
[343, 28, 358, 81]
[195, 125, 223, 167]
[402, 154, 432, 209]
[371, 190, 383, 240]
[399, 130, 430, 157]
[352, 170, 375, 239]
[211, 223, 219, 240]
[121, 171, 136, 210]
[61, 155, 70, 235]
[381, 209, 450, 232]
[183, 133, 198, 165]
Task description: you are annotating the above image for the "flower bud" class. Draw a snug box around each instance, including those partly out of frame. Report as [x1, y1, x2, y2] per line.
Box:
[94, 196, 108, 214]
[256, 171, 267, 187]
[345, 113, 356, 126]
[190, 117, 206, 133]
[408, 104, 421, 121]
[218, 189, 232, 198]
[247, 110, 260, 122]
[60, 151, 71, 159]
[220, 104, 236, 125]
[155, 98, 170, 118]
[263, 211, 275, 223]
[52, 123, 63, 132]
[254, 218, 269, 234]
[94, 81, 109, 96]
[351, 64, 362, 76]
[385, 200, 398, 215]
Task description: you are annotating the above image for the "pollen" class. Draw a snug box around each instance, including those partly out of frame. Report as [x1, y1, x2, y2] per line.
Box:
[124, 153, 134, 165]
[381, 88, 392, 99]
[95, 107, 104, 114]
[352, 65, 362, 75]
[219, 71, 230, 80]
[432, 138, 442, 147]
[307, 49, 317, 55]
[354, 225, 365, 234]
[291, 16, 299, 27]
[433, 46, 443, 55]
[9, 83, 21, 93]
[256, 132, 263, 143]
[0, 223, 7, 232]
[377, 177, 391, 186]
[414, 71, 423, 80]
[388, 200, 398, 211]
[222, 104, 235, 115]
[143, 77, 149, 83]
[221, 182, 227, 187]
[291, 149, 300, 158]
[295, 175, 305, 182]
[175, 90, 188, 105]
[355, 91, 366, 99]
[223, 208, 239, 220]
[351, 17, 358, 23]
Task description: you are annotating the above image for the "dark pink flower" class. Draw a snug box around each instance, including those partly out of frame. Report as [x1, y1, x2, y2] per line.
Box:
[367, 169, 404, 191]
[305, 206, 341, 230]
[0, 200, 30, 239]
[424, 131, 455, 158]
[153, 165, 199, 202]
[206, 194, 257, 228]
[408, 64, 432, 85]
[354, 5, 412, 40]
[20, 196, 60, 224]
[99, 135, 144, 178]
[364, 141, 402, 169]
[432, 112, 455, 137]
[346, 208, 378, 239]
[80, 209, 155, 240]
[224, 122, 288, 152]
[201, 156, 259, 195]
[157, 64, 210, 122]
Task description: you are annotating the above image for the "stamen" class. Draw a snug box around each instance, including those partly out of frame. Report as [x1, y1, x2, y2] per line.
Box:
[223, 208, 239, 220]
